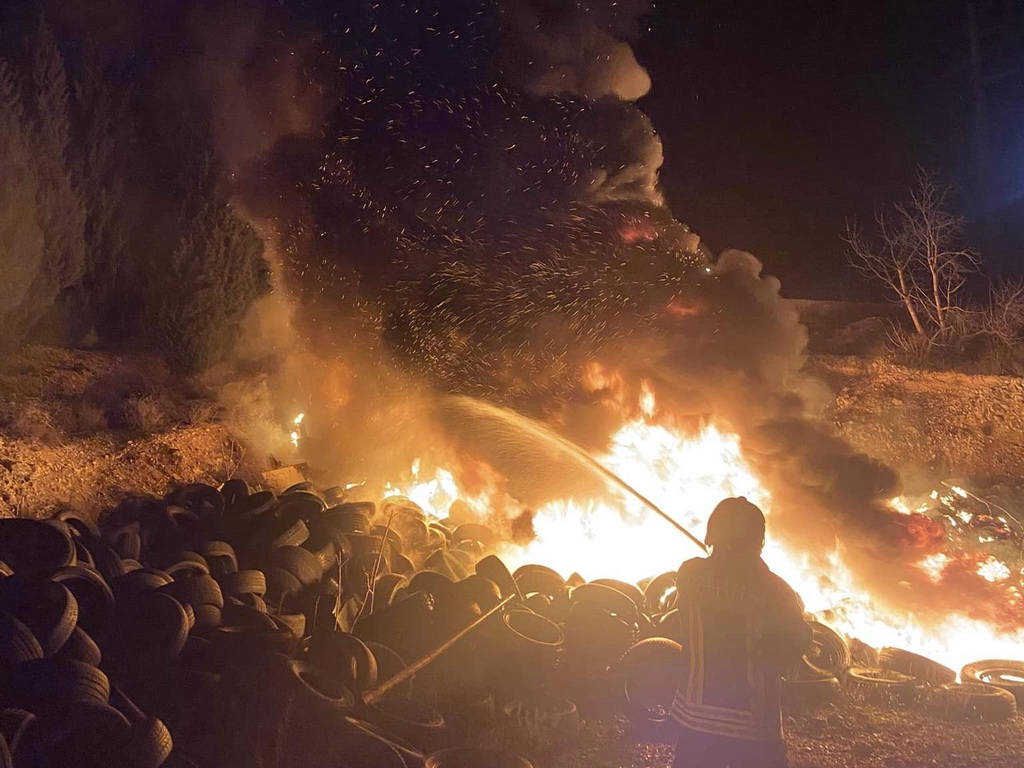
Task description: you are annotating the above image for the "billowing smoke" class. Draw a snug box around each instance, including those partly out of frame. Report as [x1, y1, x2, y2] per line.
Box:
[21, 0, 1007, 625]
[498, 0, 653, 101]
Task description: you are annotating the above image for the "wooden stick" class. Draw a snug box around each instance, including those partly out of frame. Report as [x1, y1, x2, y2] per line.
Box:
[361, 594, 515, 705]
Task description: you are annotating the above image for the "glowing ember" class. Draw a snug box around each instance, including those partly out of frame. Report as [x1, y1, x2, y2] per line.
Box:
[379, 401, 1024, 673]
[290, 413, 306, 449]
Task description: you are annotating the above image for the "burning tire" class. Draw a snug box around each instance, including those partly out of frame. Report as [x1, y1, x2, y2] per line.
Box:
[843, 666, 918, 705]
[803, 621, 851, 677]
[925, 682, 1017, 722]
[960, 659, 1024, 704]
[850, 638, 879, 667]
[878, 647, 956, 685]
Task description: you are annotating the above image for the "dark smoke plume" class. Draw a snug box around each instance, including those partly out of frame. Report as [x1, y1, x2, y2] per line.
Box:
[17, 0, 1012, 626]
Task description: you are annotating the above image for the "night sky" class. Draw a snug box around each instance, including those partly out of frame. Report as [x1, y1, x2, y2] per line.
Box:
[639, 0, 1022, 297]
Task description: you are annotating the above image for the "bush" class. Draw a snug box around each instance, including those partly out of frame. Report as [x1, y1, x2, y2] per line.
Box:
[148, 195, 270, 372]
[886, 325, 932, 367]
[0, 60, 45, 351]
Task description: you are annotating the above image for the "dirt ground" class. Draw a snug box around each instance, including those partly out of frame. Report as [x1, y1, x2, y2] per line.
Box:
[537, 701, 1024, 768]
[809, 355, 1024, 483]
[0, 346, 270, 518]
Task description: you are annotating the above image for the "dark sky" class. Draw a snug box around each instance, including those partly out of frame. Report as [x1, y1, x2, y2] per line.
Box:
[637, 0, 1016, 298]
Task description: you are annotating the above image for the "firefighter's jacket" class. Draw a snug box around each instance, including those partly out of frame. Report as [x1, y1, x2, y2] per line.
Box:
[670, 554, 811, 741]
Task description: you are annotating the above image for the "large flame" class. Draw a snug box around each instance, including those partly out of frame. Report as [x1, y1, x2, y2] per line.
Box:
[379, 399, 1024, 673]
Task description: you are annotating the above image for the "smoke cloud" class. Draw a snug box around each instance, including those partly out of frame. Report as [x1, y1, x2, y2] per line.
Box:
[498, 0, 653, 101]
[23, 0, 1011, 626]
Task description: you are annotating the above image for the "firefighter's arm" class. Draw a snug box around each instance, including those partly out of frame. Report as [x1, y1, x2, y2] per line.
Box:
[762, 578, 813, 667]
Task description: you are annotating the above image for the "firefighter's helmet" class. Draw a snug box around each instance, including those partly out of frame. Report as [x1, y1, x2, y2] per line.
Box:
[705, 496, 766, 551]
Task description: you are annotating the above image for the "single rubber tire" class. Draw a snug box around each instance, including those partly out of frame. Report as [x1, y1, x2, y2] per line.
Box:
[843, 666, 917, 706]
[926, 682, 1017, 721]
[804, 621, 852, 677]
[12, 658, 110, 708]
[961, 659, 1024, 704]
[879, 647, 956, 685]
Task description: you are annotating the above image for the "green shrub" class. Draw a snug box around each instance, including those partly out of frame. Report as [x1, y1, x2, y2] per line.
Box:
[149, 198, 270, 372]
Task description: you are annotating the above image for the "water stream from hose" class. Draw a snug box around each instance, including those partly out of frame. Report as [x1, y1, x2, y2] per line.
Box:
[436, 395, 708, 554]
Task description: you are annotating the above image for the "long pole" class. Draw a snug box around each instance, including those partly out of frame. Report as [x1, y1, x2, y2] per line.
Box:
[569, 444, 709, 554]
[361, 594, 515, 705]
[343, 716, 425, 761]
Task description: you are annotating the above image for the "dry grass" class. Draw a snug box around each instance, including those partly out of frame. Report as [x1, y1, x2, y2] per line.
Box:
[57, 400, 108, 436]
[8, 401, 63, 445]
[119, 395, 168, 434]
[187, 399, 219, 427]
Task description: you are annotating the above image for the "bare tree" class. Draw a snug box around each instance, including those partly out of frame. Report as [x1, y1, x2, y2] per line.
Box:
[845, 169, 978, 340]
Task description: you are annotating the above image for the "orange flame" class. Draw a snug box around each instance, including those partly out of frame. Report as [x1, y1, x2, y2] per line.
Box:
[378, 388, 1024, 672]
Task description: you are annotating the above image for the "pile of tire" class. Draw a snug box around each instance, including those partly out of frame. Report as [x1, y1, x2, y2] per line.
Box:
[0, 484, 543, 768]
[10, 475, 1023, 767]
[0, 516, 174, 768]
